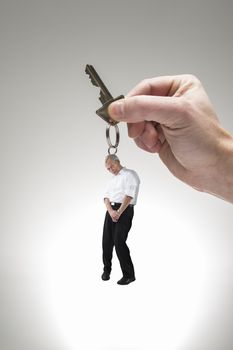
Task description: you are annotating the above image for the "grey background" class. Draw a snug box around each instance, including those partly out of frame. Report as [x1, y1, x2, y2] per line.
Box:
[1, 0, 233, 349]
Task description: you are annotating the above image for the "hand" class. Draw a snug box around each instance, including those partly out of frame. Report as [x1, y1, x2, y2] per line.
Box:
[108, 75, 233, 203]
[109, 209, 120, 222]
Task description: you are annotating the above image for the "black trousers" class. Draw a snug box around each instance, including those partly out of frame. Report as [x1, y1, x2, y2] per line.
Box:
[102, 203, 135, 278]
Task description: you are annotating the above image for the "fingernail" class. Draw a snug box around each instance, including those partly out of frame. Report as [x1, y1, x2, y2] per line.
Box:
[109, 100, 123, 119]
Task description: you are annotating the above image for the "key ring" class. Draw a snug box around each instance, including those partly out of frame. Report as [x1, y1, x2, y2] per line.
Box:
[106, 124, 120, 154]
[108, 146, 118, 155]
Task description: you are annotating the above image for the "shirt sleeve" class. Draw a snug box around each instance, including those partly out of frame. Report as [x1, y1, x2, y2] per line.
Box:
[103, 182, 110, 200]
[124, 171, 140, 199]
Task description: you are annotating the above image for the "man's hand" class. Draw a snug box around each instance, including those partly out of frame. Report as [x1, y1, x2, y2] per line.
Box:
[109, 209, 120, 222]
[108, 75, 233, 203]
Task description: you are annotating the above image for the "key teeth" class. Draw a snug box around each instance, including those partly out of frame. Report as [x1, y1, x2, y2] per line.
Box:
[99, 90, 108, 104]
[86, 73, 99, 87]
[85, 65, 99, 87]
[85, 64, 93, 76]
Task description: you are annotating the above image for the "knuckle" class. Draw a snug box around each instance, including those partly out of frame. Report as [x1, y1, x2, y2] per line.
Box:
[181, 74, 201, 86]
[137, 78, 152, 92]
[140, 78, 151, 86]
[176, 98, 194, 119]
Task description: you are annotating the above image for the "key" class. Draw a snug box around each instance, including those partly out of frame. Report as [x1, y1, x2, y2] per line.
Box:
[85, 64, 124, 125]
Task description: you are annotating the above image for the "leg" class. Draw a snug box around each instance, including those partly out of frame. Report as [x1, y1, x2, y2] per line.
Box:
[114, 206, 135, 278]
[102, 211, 114, 274]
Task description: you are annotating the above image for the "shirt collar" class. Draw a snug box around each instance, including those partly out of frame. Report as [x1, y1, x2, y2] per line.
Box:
[118, 167, 126, 175]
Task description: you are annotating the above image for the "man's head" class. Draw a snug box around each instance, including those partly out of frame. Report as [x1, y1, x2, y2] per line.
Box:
[105, 154, 122, 175]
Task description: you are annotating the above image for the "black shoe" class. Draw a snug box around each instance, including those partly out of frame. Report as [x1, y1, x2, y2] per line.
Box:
[101, 272, 110, 281]
[117, 276, 136, 285]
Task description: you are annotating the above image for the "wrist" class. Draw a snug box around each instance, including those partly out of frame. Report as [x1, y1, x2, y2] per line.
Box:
[207, 130, 233, 203]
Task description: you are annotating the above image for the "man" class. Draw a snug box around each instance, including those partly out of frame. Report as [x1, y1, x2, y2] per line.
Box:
[102, 154, 140, 285]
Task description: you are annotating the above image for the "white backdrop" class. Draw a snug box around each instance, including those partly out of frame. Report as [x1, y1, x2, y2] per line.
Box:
[1, 1, 233, 349]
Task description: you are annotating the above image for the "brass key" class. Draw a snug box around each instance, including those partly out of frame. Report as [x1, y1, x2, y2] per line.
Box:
[85, 64, 124, 125]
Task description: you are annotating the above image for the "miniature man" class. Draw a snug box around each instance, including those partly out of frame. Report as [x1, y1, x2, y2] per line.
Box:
[102, 154, 140, 285]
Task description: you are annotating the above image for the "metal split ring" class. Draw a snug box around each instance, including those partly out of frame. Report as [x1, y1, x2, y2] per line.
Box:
[108, 146, 117, 155]
[106, 124, 120, 154]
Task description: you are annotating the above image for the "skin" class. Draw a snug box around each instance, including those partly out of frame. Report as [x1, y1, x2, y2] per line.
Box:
[104, 159, 133, 222]
[108, 75, 233, 203]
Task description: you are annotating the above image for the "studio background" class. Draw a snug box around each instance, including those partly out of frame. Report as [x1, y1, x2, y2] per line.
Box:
[1, 1, 233, 349]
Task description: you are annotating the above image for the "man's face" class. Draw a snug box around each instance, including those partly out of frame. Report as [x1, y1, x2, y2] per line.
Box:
[105, 160, 120, 175]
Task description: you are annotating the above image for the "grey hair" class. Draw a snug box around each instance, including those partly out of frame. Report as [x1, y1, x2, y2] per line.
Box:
[105, 154, 120, 163]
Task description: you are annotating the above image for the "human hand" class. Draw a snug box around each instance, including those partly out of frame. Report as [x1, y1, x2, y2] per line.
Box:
[109, 209, 120, 222]
[108, 75, 233, 202]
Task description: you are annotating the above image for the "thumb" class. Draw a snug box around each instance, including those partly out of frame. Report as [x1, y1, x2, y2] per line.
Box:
[108, 95, 183, 127]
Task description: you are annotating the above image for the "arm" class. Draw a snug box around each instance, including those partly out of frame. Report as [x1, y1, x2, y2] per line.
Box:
[104, 197, 113, 213]
[117, 195, 133, 216]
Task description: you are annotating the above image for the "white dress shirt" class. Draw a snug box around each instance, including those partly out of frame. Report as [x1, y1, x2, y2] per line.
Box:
[104, 167, 140, 205]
